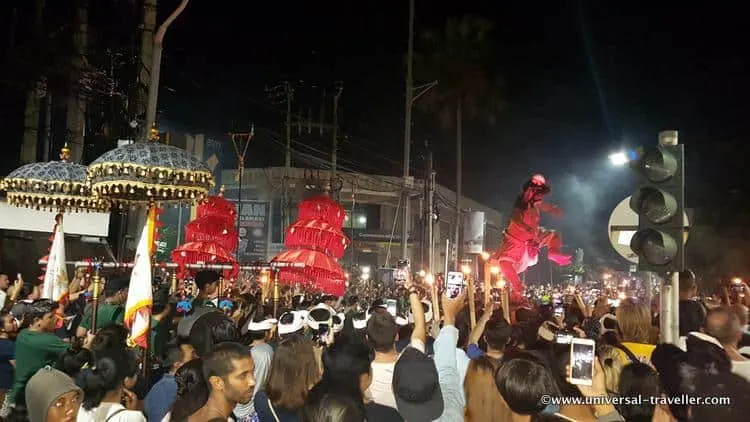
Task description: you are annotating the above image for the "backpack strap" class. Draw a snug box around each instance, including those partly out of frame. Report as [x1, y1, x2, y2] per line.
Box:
[616, 343, 639, 363]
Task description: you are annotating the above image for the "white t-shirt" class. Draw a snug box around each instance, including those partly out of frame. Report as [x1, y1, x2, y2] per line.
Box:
[76, 403, 146, 422]
[732, 360, 750, 382]
[365, 339, 426, 409]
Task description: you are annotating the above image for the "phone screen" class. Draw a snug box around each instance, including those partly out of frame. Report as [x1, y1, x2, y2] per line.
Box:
[569, 339, 595, 386]
[395, 259, 409, 283]
[446, 271, 465, 299]
[386, 299, 397, 317]
[555, 332, 574, 344]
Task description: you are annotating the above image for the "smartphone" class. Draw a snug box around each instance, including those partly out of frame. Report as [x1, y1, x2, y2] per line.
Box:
[607, 299, 620, 308]
[395, 260, 409, 283]
[555, 332, 574, 345]
[569, 338, 596, 386]
[386, 299, 397, 317]
[446, 271, 465, 299]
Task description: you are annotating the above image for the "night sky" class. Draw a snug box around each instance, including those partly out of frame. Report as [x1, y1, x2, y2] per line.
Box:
[3, 1, 747, 267]
[157, 1, 749, 263]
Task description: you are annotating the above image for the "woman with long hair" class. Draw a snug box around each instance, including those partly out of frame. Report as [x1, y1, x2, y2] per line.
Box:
[255, 336, 320, 422]
[464, 356, 510, 422]
[75, 348, 144, 421]
[168, 359, 209, 422]
[616, 298, 656, 364]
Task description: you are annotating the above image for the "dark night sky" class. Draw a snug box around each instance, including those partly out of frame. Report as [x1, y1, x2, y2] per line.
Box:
[155, 0, 749, 261]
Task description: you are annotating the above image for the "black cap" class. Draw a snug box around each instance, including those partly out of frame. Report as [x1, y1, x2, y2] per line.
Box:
[392, 347, 443, 422]
[195, 270, 220, 290]
[104, 276, 130, 297]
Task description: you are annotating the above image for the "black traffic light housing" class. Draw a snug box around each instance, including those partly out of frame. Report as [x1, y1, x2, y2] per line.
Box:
[629, 144, 685, 274]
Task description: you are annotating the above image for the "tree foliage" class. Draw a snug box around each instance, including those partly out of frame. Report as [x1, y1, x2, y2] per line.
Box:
[412, 15, 505, 127]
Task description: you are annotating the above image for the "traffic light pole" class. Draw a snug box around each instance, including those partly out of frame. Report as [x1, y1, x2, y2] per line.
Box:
[657, 130, 681, 344]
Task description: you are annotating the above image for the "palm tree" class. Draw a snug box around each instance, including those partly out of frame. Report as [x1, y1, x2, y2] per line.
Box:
[413, 15, 504, 266]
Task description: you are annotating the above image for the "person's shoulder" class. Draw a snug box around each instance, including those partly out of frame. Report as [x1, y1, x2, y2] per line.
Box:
[366, 402, 404, 421]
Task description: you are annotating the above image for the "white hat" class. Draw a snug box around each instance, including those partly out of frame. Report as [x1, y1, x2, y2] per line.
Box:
[307, 303, 333, 331]
[366, 304, 409, 327]
[352, 311, 368, 330]
[332, 312, 345, 333]
[408, 300, 434, 324]
[278, 311, 307, 335]
[247, 318, 278, 332]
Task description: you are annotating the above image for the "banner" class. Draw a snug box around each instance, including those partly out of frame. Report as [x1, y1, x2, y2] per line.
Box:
[463, 211, 486, 254]
[236, 200, 271, 262]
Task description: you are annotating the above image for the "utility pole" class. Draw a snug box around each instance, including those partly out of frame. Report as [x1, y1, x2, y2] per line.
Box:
[331, 84, 343, 197]
[144, 0, 189, 140]
[401, 0, 415, 264]
[426, 146, 435, 273]
[229, 128, 255, 261]
[283, 81, 294, 240]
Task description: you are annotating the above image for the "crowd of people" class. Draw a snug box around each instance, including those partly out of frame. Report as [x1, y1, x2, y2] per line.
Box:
[0, 268, 749, 422]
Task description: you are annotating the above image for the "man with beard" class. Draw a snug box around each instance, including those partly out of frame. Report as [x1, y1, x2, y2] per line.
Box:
[189, 342, 256, 422]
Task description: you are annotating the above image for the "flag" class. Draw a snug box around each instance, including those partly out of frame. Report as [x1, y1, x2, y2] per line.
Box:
[42, 222, 69, 305]
[125, 216, 154, 349]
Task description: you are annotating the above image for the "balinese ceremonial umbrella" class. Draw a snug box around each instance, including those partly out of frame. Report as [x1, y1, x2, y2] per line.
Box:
[298, 195, 347, 227]
[273, 249, 346, 296]
[184, 215, 239, 253]
[171, 241, 238, 278]
[2, 144, 109, 212]
[86, 140, 214, 206]
[285, 219, 350, 259]
[197, 187, 237, 226]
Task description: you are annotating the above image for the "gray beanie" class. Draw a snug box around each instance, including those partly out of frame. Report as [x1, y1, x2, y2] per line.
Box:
[25, 366, 82, 422]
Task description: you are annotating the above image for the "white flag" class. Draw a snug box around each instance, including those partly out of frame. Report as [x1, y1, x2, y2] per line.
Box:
[42, 223, 68, 303]
[125, 223, 153, 348]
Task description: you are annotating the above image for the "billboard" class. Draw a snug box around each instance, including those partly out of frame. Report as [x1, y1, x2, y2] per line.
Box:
[235, 200, 271, 262]
[463, 211, 486, 254]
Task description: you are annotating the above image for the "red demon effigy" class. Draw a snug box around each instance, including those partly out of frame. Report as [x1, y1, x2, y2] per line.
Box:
[491, 174, 572, 302]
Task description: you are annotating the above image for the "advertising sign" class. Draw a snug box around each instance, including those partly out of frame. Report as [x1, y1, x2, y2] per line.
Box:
[236, 200, 271, 262]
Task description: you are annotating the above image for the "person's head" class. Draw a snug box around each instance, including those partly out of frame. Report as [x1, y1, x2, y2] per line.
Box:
[596, 345, 624, 394]
[195, 270, 220, 297]
[0, 310, 18, 337]
[392, 347, 443, 422]
[90, 324, 129, 352]
[182, 309, 239, 357]
[266, 336, 321, 411]
[0, 273, 9, 290]
[171, 359, 209, 422]
[704, 307, 742, 347]
[651, 343, 690, 421]
[365, 310, 398, 353]
[25, 300, 60, 332]
[165, 342, 195, 374]
[679, 270, 698, 298]
[618, 363, 660, 422]
[495, 357, 560, 416]
[301, 390, 366, 422]
[25, 366, 82, 422]
[76, 348, 139, 410]
[203, 342, 256, 406]
[321, 337, 372, 394]
[484, 318, 512, 353]
[464, 356, 507, 422]
[20, 282, 41, 301]
[615, 298, 652, 344]
[103, 276, 129, 304]
[689, 372, 750, 422]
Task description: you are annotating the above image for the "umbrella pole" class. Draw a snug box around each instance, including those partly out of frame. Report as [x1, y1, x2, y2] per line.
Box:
[272, 269, 280, 318]
[90, 261, 102, 334]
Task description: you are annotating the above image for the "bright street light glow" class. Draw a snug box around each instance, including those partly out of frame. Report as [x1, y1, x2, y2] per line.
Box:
[361, 266, 371, 274]
[609, 151, 629, 166]
[358, 216, 367, 224]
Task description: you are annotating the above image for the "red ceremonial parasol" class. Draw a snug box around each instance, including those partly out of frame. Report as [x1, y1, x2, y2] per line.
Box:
[197, 190, 237, 226]
[171, 241, 238, 278]
[298, 195, 347, 227]
[273, 249, 346, 296]
[184, 215, 239, 253]
[285, 219, 350, 259]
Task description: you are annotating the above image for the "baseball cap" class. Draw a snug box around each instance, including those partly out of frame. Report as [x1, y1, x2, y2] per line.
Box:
[368, 305, 409, 326]
[331, 312, 345, 333]
[104, 276, 130, 296]
[352, 311, 368, 330]
[408, 300, 433, 324]
[392, 347, 444, 421]
[278, 310, 307, 335]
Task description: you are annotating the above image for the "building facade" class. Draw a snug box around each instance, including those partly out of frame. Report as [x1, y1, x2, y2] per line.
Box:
[219, 166, 505, 274]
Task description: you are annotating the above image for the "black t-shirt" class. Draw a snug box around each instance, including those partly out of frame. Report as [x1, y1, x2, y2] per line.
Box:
[679, 299, 706, 337]
[365, 402, 404, 422]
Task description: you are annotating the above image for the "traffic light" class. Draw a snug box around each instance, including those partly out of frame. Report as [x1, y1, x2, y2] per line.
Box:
[629, 141, 685, 274]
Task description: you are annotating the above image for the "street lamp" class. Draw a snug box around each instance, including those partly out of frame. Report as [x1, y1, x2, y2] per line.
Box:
[358, 215, 367, 225]
[609, 151, 629, 166]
